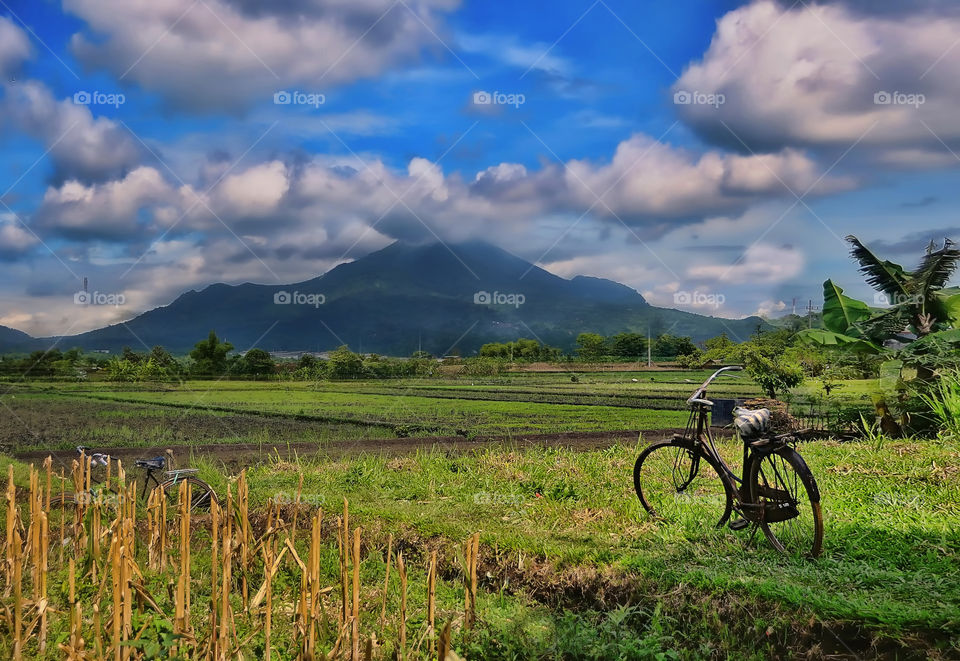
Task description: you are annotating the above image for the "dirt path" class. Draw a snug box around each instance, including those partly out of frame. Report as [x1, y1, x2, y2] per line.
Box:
[14, 427, 694, 473]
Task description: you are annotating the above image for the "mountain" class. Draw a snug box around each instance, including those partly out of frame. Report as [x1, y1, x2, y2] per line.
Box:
[0, 325, 35, 352]
[18, 241, 768, 355]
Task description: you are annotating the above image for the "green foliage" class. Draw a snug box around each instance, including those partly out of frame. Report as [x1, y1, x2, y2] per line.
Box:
[123, 614, 184, 659]
[674, 348, 706, 369]
[733, 330, 804, 398]
[327, 345, 364, 379]
[610, 332, 648, 358]
[240, 348, 275, 377]
[652, 334, 697, 358]
[189, 330, 234, 375]
[702, 333, 735, 362]
[821, 280, 872, 335]
[467, 603, 680, 660]
[478, 338, 559, 361]
[460, 357, 509, 376]
[575, 333, 608, 360]
[918, 369, 960, 440]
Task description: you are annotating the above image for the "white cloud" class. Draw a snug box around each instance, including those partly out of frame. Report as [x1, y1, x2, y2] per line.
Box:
[211, 160, 290, 218]
[687, 243, 805, 285]
[35, 167, 173, 239]
[675, 0, 960, 164]
[755, 299, 788, 317]
[64, 0, 460, 111]
[0, 213, 38, 259]
[0, 17, 31, 75]
[1, 80, 142, 182]
[457, 32, 572, 75]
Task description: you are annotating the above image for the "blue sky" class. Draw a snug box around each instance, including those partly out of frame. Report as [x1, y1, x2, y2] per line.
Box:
[1, 0, 959, 337]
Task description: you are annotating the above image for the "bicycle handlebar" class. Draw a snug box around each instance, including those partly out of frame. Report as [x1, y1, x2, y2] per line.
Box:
[76, 445, 117, 466]
[686, 365, 743, 406]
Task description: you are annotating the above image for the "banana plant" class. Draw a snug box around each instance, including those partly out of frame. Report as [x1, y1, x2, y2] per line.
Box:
[799, 236, 960, 352]
[800, 236, 960, 438]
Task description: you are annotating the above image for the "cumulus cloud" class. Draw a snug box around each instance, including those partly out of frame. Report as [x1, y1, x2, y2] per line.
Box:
[687, 243, 805, 285]
[1, 80, 142, 183]
[0, 17, 31, 75]
[34, 167, 174, 240]
[674, 1, 960, 165]
[0, 213, 38, 260]
[29, 131, 843, 254]
[564, 136, 847, 222]
[64, 0, 460, 111]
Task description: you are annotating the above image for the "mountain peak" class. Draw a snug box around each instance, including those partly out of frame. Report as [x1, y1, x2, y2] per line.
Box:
[10, 239, 767, 354]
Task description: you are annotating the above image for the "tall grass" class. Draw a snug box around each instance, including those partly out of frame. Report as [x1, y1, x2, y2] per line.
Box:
[0, 460, 484, 660]
[919, 368, 960, 439]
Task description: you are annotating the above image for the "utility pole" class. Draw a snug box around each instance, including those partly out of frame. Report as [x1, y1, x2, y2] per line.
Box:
[647, 328, 652, 367]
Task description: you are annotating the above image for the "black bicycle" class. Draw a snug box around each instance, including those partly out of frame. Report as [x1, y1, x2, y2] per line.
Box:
[50, 446, 217, 511]
[633, 366, 823, 558]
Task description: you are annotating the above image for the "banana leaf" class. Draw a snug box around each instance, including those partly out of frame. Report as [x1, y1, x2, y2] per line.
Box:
[796, 328, 882, 353]
[821, 279, 872, 334]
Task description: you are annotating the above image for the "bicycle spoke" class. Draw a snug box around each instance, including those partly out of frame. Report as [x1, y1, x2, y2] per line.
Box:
[751, 450, 822, 557]
[635, 441, 731, 529]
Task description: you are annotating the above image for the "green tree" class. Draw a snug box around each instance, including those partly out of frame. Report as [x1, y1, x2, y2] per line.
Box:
[610, 333, 647, 358]
[703, 333, 736, 362]
[149, 346, 178, 368]
[241, 348, 275, 377]
[327, 345, 364, 379]
[576, 333, 608, 360]
[121, 346, 145, 364]
[189, 330, 234, 375]
[653, 334, 697, 358]
[734, 330, 804, 398]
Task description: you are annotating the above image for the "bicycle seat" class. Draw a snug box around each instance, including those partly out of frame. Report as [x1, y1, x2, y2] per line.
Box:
[135, 457, 166, 470]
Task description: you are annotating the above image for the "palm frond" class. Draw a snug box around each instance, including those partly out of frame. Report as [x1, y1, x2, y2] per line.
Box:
[913, 238, 960, 292]
[845, 235, 911, 297]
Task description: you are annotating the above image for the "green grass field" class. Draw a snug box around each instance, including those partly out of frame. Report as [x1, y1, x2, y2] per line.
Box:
[1, 369, 954, 658]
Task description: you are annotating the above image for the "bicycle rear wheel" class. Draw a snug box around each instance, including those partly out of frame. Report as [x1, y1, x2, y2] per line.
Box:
[634, 438, 733, 528]
[160, 476, 218, 511]
[748, 448, 823, 558]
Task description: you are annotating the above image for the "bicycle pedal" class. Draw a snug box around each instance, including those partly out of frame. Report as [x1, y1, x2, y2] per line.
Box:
[728, 518, 750, 531]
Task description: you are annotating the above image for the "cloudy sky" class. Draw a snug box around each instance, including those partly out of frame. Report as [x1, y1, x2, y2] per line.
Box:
[1, 0, 959, 337]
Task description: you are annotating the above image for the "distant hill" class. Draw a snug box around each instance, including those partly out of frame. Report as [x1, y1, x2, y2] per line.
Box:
[12, 241, 768, 355]
[0, 325, 36, 352]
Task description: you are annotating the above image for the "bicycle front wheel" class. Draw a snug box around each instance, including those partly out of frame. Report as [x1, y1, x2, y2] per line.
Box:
[634, 439, 733, 528]
[160, 476, 218, 512]
[748, 448, 823, 558]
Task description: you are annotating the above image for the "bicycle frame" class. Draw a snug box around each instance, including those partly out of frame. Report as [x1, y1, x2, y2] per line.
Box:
[74, 449, 168, 502]
[139, 467, 165, 500]
[678, 366, 757, 502]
